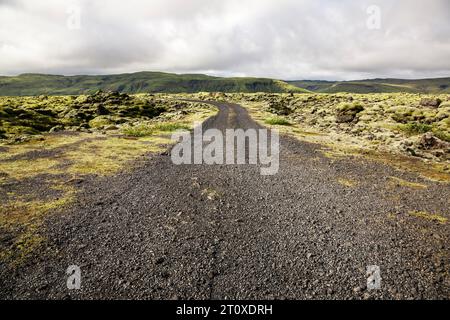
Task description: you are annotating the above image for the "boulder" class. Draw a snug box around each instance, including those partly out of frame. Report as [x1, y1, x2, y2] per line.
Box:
[89, 115, 113, 129]
[95, 104, 109, 115]
[74, 95, 88, 104]
[417, 132, 449, 150]
[49, 125, 64, 133]
[420, 98, 441, 108]
[104, 125, 119, 131]
[335, 103, 364, 123]
[335, 113, 356, 123]
[267, 102, 292, 116]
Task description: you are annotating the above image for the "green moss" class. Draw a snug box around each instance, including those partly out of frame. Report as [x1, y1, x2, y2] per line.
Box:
[121, 124, 155, 137]
[336, 102, 364, 113]
[89, 116, 113, 128]
[398, 122, 432, 135]
[0, 190, 75, 264]
[0, 157, 62, 180]
[436, 107, 450, 121]
[122, 122, 190, 137]
[264, 117, 291, 126]
[0, 102, 217, 264]
[389, 106, 417, 123]
[433, 129, 450, 142]
[335, 102, 364, 123]
[152, 122, 191, 132]
[64, 137, 164, 175]
[0, 93, 212, 141]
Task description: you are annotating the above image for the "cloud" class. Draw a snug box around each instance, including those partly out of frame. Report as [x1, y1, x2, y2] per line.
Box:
[0, 0, 449, 80]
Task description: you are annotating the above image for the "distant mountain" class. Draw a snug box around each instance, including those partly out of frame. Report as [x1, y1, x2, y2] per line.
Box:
[287, 78, 450, 94]
[0, 72, 448, 96]
[0, 72, 307, 96]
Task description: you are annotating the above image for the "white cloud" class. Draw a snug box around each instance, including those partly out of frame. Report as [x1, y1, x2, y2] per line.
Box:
[0, 0, 449, 80]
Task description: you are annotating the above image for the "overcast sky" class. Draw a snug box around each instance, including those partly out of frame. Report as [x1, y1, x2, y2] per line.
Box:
[1, 0, 449, 80]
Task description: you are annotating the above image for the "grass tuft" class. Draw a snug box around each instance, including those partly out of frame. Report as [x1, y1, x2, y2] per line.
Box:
[264, 117, 291, 126]
[398, 122, 432, 135]
[408, 211, 447, 224]
[122, 122, 190, 137]
[433, 129, 450, 142]
[337, 178, 358, 187]
[388, 177, 427, 189]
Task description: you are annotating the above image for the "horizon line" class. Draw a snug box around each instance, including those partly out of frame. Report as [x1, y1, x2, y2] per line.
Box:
[1, 70, 450, 83]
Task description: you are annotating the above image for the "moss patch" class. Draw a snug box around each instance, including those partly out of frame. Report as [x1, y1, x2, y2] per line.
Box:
[0, 188, 75, 264]
[201, 187, 221, 200]
[337, 178, 358, 187]
[408, 211, 447, 224]
[398, 123, 433, 135]
[388, 176, 428, 189]
[63, 137, 165, 175]
[122, 122, 191, 137]
[264, 117, 291, 126]
[235, 96, 450, 183]
[0, 97, 217, 264]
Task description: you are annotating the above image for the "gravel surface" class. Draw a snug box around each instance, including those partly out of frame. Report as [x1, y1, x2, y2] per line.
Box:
[1, 101, 449, 300]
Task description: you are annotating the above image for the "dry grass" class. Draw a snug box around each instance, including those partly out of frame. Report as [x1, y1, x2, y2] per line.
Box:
[337, 178, 358, 187]
[388, 176, 427, 189]
[201, 187, 221, 200]
[0, 188, 75, 263]
[0, 104, 217, 264]
[239, 99, 450, 183]
[408, 211, 448, 224]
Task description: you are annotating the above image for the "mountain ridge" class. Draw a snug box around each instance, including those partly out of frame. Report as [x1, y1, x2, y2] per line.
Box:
[0, 71, 448, 96]
[287, 77, 450, 94]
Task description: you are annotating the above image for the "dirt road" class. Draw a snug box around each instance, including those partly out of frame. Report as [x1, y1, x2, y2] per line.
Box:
[1, 101, 449, 299]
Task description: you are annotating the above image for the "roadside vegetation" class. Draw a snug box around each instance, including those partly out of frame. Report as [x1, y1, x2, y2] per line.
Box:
[2, 90, 450, 263]
[121, 122, 191, 137]
[264, 117, 291, 126]
[408, 211, 448, 225]
[185, 92, 450, 181]
[0, 91, 216, 263]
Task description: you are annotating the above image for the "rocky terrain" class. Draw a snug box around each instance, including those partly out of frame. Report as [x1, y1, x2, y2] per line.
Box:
[1, 101, 448, 300]
[206, 93, 450, 165]
[0, 94, 449, 300]
[0, 93, 215, 264]
[0, 91, 211, 143]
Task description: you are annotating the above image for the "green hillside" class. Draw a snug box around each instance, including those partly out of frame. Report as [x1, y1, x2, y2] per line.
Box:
[0, 72, 308, 96]
[1, 71, 448, 96]
[288, 78, 450, 94]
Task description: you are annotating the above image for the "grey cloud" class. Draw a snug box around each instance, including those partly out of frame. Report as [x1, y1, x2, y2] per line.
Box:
[0, 0, 449, 80]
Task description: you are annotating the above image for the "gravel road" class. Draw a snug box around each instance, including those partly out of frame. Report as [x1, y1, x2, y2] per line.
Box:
[1, 101, 449, 300]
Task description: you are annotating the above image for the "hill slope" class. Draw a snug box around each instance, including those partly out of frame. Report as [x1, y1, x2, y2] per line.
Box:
[1, 72, 448, 96]
[288, 78, 450, 94]
[0, 72, 307, 96]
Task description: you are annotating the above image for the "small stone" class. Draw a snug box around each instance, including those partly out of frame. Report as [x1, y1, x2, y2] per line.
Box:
[104, 125, 118, 131]
[363, 292, 371, 300]
[353, 286, 362, 294]
[155, 257, 165, 265]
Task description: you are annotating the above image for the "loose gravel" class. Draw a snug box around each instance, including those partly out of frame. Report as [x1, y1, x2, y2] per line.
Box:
[0, 102, 448, 300]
